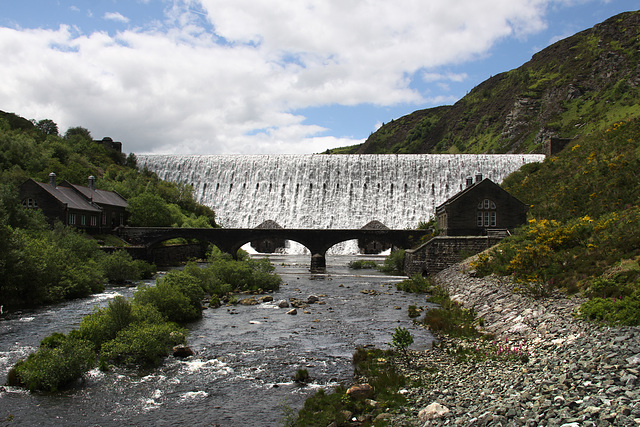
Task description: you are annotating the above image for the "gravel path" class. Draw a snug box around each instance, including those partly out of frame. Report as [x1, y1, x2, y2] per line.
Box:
[387, 259, 640, 426]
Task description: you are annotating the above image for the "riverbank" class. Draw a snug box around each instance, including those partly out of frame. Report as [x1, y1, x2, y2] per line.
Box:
[388, 257, 640, 426]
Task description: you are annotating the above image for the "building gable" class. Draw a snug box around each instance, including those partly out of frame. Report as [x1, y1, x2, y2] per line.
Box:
[436, 178, 528, 236]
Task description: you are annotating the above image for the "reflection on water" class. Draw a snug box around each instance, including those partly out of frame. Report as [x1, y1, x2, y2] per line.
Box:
[0, 255, 434, 426]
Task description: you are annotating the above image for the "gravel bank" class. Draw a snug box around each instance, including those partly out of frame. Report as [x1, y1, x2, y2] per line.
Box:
[388, 259, 640, 426]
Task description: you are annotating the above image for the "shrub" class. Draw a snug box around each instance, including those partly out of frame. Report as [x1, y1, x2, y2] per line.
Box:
[100, 250, 142, 284]
[396, 274, 434, 293]
[423, 286, 483, 338]
[205, 256, 281, 294]
[389, 326, 414, 356]
[378, 249, 405, 274]
[293, 368, 311, 383]
[11, 334, 95, 392]
[579, 290, 640, 325]
[100, 322, 187, 367]
[77, 296, 135, 349]
[347, 260, 378, 269]
[134, 279, 201, 323]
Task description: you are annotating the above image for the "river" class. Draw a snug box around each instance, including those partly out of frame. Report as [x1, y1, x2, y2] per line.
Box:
[0, 254, 434, 426]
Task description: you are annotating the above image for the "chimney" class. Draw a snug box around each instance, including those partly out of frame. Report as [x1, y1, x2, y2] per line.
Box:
[466, 176, 473, 187]
[49, 172, 57, 188]
[475, 173, 483, 183]
[88, 176, 96, 191]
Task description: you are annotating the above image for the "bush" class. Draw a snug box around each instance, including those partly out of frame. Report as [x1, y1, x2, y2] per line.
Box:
[78, 296, 134, 350]
[423, 285, 483, 338]
[579, 290, 640, 325]
[100, 322, 187, 367]
[100, 250, 153, 284]
[389, 326, 414, 356]
[205, 255, 281, 294]
[11, 334, 95, 392]
[378, 249, 405, 274]
[347, 260, 378, 269]
[134, 274, 202, 323]
[396, 274, 434, 293]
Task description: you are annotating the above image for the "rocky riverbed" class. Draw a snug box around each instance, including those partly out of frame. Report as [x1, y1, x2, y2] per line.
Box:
[387, 258, 640, 426]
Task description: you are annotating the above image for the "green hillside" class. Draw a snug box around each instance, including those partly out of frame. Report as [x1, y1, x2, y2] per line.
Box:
[329, 11, 640, 155]
[472, 117, 640, 325]
[0, 112, 216, 308]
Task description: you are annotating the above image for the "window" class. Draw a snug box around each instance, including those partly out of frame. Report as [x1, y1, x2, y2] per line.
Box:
[477, 199, 497, 228]
[22, 198, 38, 209]
[69, 213, 76, 225]
[81, 215, 86, 226]
[91, 216, 97, 226]
[102, 214, 107, 225]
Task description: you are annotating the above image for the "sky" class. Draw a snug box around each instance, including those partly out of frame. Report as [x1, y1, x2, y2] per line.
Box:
[0, 1, 637, 155]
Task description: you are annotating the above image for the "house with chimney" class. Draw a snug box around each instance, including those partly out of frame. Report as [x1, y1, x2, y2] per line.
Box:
[404, 174, 529, 277]
[19, 173, 128, 233]
[435, 174, 528, 237]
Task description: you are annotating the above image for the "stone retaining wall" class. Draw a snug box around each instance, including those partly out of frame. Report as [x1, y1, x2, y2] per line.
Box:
[101, 244, 207, 266]
[404, 236, 501, 277]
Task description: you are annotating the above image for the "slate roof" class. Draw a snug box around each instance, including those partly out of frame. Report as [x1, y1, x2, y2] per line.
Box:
[63, 182, 128, 208]
[32, 180, 102, 212]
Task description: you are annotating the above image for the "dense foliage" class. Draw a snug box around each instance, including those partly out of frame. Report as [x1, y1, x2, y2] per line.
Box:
[471, 118, 640, 325]
[0, 111, 217, 308]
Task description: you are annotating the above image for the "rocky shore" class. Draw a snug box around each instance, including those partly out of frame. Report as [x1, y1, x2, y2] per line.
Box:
[388, 258, 640, 426]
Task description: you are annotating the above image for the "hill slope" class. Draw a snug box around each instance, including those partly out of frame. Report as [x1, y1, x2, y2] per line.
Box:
[333, 11, 640, 155]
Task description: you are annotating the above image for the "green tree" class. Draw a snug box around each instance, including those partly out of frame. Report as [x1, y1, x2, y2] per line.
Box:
[126, 192, 173, 227]
[35, 119, 58, 136]
[64, 126, 92, 141]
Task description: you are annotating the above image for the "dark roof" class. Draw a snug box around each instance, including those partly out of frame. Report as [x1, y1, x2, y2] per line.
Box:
[63, 182, 128, 208]
[32, 180, 102, 213]
[436, 178, 526, 212]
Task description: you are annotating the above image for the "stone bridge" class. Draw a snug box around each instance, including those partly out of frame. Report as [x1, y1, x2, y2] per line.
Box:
[118, 227, 430, 273]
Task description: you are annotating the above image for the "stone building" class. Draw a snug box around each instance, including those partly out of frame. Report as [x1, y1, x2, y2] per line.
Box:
[19, 173, 128, 233]
[436, 175, 528, 236]
[94, 137, 122, 152]
[405, 176, 528, 276]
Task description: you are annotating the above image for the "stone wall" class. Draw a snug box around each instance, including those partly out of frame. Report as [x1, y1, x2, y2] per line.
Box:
[404, 236, 501, 276]
[102, 244, 208, 266]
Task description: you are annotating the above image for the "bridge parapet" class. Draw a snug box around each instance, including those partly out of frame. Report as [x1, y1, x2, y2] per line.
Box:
[118, 227, 431, 273]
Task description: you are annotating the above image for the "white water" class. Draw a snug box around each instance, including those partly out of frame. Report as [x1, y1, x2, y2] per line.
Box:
[138, 154, 542, 228]
[137, 154, 544, 252]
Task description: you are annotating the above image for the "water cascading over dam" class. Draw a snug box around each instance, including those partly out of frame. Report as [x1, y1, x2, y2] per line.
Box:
[137, 154, 544, 252]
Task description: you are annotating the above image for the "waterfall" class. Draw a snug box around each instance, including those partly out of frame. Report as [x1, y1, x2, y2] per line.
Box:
[137, 154, 544, 252]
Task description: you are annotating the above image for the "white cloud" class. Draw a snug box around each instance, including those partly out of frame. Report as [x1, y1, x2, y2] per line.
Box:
[0, 0, 575, 154]
[104, 12, 130, 24]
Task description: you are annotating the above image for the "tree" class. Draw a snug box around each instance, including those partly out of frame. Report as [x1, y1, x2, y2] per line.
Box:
[64, 126, 92, 141]
[125, 153, 138, 169]
[126, 193, 173, 227]
[35, 119, 59, 136]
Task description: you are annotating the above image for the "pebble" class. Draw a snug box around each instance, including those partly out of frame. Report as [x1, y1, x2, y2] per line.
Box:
[387, 258, 640, 426]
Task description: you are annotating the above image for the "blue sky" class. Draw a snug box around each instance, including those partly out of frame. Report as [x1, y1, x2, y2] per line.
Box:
[0, 0, 637, 154]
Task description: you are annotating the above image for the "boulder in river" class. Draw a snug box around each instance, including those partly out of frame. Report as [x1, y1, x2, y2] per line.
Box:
[173, 345, 195, 358]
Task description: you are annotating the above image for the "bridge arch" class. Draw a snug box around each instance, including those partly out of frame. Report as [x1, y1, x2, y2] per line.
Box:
[118, 227, 430, 273]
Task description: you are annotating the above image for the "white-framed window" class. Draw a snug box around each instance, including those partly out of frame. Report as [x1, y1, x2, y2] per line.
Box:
[69, 213, 77, 225]
[477, 199, 497, 227]
[81, 215, 86, 226]
[91, 216, 97, 226]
